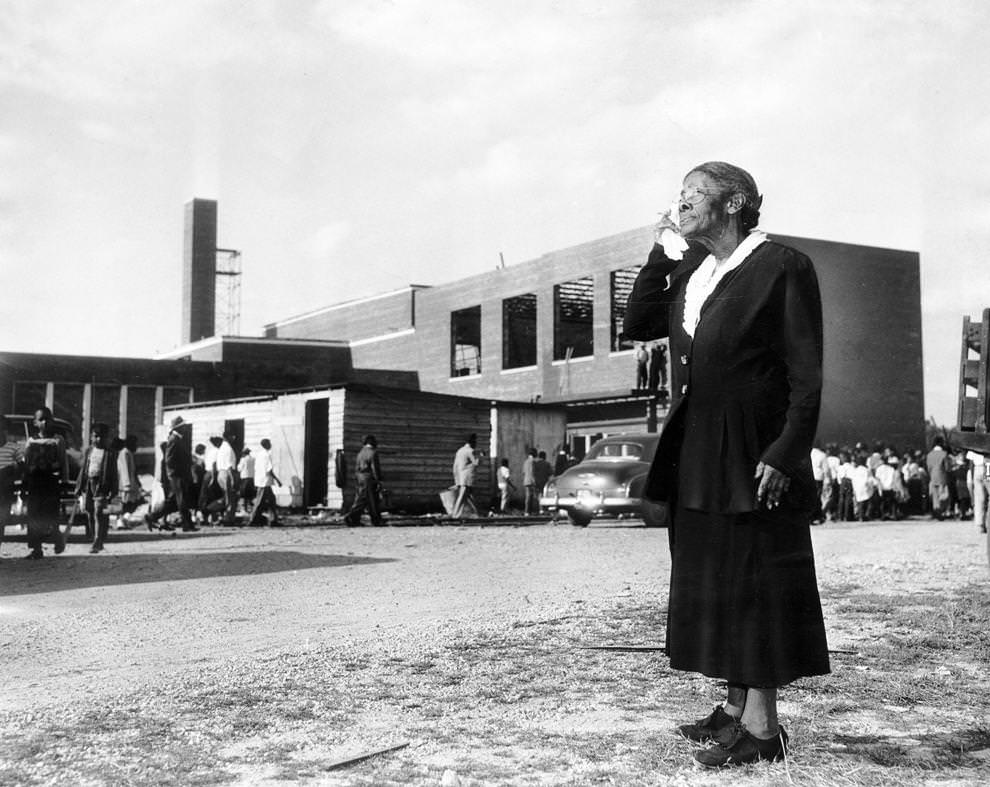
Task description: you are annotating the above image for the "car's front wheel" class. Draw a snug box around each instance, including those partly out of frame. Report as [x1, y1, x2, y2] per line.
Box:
[567, 509, 592, 527]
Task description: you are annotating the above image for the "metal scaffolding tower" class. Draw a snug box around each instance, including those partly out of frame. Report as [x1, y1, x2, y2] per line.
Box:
[215, 247, 242, 336]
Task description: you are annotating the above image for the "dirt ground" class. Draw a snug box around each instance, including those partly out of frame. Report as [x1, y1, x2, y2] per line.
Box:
[1, 515, 989, 785]
[0, 517, 670, 716]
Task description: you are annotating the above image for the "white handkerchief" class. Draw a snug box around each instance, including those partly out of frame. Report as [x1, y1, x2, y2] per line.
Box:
[660, 201, 688, 260]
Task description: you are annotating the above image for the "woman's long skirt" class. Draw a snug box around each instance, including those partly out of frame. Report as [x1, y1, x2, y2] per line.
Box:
[666, 505, 831, 688]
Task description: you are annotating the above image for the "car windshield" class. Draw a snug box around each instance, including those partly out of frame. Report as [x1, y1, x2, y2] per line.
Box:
[585, 441, 646, 461]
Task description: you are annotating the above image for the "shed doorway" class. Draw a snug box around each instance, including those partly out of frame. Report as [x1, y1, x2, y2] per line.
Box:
[304, 398, 329, 507]
[224, 419, 245, 458]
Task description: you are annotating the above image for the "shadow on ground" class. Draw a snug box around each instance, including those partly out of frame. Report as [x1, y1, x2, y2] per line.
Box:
[0, 548, 397, 596]
[832, 728, 990, 767]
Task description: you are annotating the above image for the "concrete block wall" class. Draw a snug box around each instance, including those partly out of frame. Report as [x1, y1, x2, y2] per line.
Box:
[342, 226, 655, 404]
[263, 228, 652, 406]
[262, 225, 926, 449]
[266, 288, 424, 343]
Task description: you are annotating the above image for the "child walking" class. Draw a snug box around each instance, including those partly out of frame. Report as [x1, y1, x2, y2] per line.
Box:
[75, 423, 118, 553]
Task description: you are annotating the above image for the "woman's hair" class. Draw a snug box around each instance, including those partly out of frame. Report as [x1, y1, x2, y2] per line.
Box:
[688, 161, 763, 231]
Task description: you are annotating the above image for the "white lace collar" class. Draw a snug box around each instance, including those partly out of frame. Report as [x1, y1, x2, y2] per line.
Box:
[682, 230, 767, 337]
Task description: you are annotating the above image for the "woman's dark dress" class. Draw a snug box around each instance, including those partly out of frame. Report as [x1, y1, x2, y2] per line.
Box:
[623, 238, 830, 688]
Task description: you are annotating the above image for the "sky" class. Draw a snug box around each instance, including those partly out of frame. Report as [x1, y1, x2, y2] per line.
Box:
[1, 0, 988, 427]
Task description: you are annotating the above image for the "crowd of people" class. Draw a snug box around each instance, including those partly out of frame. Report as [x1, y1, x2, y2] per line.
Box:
[2, 412, 584, 553]
[0, 411, 284, 559]
[493, 444, 581, 516]
[148, 421, 283, 532]
[338, 432, 578, 524]
[811, 437, 988, 529]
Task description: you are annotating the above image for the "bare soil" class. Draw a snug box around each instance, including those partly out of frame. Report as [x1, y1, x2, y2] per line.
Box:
[1, 516, 988, 785]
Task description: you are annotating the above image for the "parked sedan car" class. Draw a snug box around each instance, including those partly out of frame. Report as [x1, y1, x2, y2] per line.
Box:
[540, 433, 668, 528]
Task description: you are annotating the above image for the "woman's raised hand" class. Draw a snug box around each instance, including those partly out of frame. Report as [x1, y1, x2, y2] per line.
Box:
[654, 208, 679, 243]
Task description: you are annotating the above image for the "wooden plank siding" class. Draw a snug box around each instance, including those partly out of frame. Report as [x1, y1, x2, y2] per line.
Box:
[162, 399, 274, 452]
[163, 384, 567, 516]
[162, 397, 306, 506]
[341, 385, 495, 514]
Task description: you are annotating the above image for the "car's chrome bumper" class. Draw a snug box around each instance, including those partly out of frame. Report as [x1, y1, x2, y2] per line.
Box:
[539, 492, 642, 511]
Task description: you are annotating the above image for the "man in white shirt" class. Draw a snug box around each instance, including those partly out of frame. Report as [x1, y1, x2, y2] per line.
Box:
[874, 458, 900, 521]
[214, 434, 239, 525]
[522, 449, 537, 515]
[248, 439, 281, 527]
[497, 457, 515, 514]
[238, 448, 256, 515]
[452, 434, 482, 518]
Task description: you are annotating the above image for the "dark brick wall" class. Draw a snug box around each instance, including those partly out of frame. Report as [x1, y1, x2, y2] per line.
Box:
[778, 234, 924, 450]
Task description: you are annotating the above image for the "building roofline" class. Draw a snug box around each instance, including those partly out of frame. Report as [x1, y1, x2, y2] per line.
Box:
[154, 335, 349, 360]
[264, 285, 432, 331]
[161, 381, 570, 412]
[163, 393, 278, 410]
[768, 231, 919, 257]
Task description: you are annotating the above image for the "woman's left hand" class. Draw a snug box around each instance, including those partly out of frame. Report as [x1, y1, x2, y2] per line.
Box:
[755, 461, 790, 509]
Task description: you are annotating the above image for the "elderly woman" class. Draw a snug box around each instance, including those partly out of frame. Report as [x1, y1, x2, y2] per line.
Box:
[623, 162, 830, 767]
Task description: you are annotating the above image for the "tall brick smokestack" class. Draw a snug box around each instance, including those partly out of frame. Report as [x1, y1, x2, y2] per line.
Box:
[182, 198, 217, 343]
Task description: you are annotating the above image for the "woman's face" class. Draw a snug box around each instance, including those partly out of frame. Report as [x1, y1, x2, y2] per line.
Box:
[677, 171, 729, 243]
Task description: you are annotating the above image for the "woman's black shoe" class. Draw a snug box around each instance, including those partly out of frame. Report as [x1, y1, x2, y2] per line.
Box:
[694, 724, 788, 767]
[676, 705, 738, 742]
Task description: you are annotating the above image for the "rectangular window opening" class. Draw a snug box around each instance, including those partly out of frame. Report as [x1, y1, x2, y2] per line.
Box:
[553, 277, 594, 361]
[451, 305, 482, 377]
[502, 293, 537, 370]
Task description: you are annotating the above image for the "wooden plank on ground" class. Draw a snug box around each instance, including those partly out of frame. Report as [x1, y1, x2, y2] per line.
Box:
[324, 741, 410, 771]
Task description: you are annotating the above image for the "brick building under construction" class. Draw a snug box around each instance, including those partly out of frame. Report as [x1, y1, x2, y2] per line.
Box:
[1, 198, 925, 511]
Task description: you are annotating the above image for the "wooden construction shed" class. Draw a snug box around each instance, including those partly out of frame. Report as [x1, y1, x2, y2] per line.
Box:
[162, 383, 567, 515]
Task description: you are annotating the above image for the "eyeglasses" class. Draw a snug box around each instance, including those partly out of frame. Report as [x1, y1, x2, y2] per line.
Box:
[678, 188, 720, 209]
